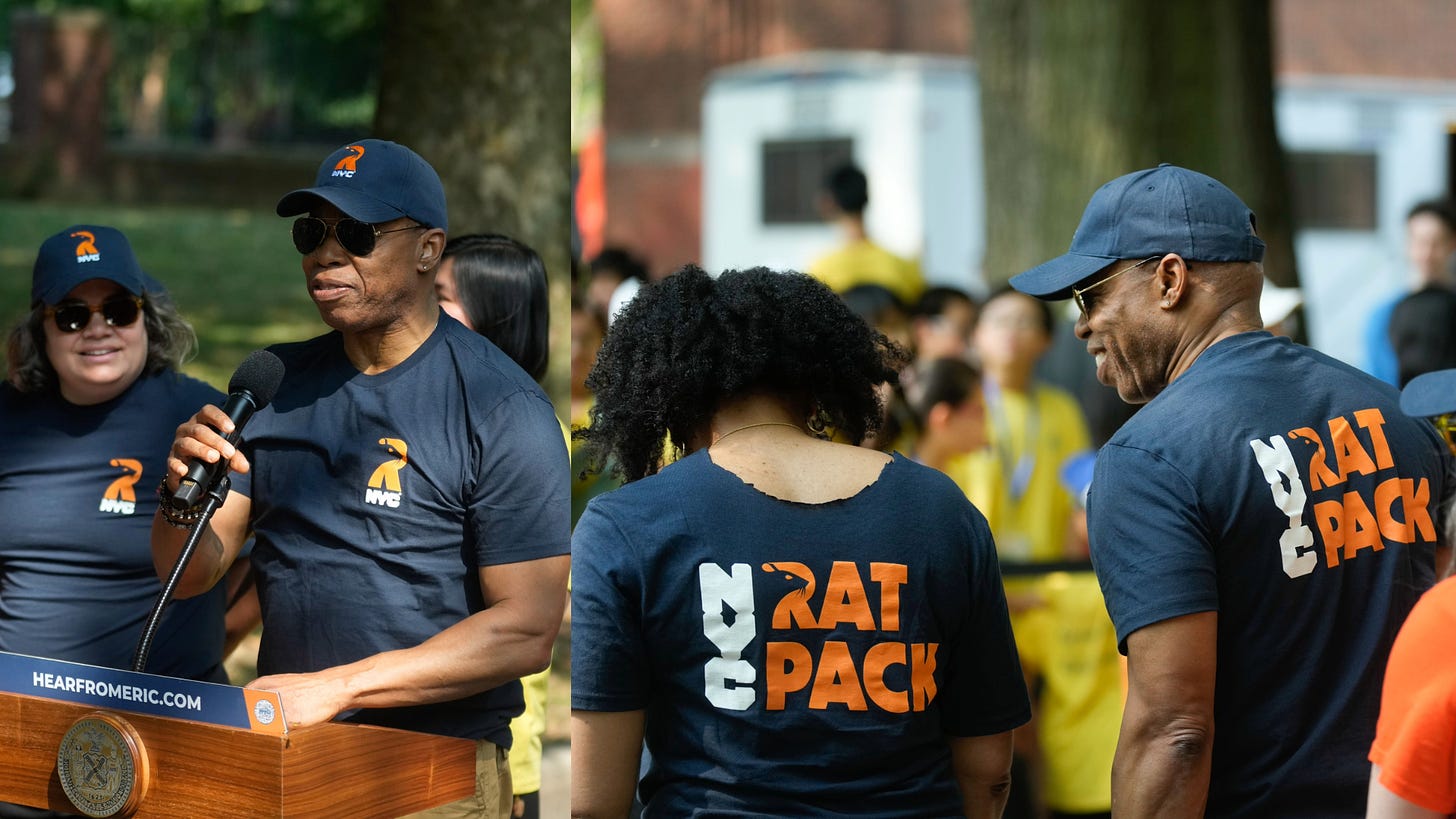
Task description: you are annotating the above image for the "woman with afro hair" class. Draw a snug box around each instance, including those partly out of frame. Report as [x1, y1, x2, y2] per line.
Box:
[571, 265, 1030, 818]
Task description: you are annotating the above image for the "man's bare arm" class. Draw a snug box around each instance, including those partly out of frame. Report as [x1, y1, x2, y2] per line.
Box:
[150, 404, 255, 597]
[571, 709, 645, 819]
[1112, 611, 1218, 818]
[247, 555, 570, 726]
[950, 732, 1015, 819]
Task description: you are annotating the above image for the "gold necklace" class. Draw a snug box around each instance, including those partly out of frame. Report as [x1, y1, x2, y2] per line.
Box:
[710, 421, 803, 448]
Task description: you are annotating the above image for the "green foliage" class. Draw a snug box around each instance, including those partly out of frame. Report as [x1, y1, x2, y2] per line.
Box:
[570, 0, 601, 148]
[3, 0, 386, 144]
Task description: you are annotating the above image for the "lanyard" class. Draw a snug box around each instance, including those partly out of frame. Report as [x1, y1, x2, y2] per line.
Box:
[984, 377, 1039, 503]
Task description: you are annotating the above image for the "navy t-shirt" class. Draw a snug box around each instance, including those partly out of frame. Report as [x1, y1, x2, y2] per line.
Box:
[232, 316, 569, 744]
[572, 450, 1031, 817]
[0, 373, 229, 682]
[1089, 331, 1452, 818]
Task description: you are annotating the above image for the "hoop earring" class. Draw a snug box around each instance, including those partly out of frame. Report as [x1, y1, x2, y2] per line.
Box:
[807, 408, 831, 440]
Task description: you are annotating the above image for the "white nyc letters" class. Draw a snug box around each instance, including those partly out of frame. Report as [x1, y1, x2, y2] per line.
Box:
[698, 562, 757, 710]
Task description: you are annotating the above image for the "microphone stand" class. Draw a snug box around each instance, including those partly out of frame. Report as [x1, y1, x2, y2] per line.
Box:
[132, 476, 231, 674]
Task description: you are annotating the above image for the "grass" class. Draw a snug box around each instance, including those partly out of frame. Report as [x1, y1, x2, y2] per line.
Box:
[2, 200, 329, 389]
[1, 199, 570, 404]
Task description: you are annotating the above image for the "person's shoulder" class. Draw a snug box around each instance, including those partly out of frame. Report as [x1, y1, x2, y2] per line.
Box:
[144, 370, 225, 404]
[265, 331, 341, 372]
[1419, 575, 1456, 620]
[0, 382, 44, 422]
[1172, 332, 1387, 400]
[0, 381, 23, 411]
[1260, 333, 1405, 404]
[576, 458, 697, 536]
[436, 317, 540, 390]
[886, 453, 979, 512]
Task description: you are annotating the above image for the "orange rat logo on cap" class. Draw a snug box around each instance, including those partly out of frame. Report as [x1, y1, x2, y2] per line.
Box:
[72, 231, 100, 263]
[331, 145, 366, 178]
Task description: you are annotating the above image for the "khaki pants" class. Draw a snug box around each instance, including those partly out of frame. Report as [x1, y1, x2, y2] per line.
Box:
[402, 740, 512, 819]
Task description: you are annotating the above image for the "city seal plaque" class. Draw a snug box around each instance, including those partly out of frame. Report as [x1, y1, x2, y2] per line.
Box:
[56, 712, 149, 818]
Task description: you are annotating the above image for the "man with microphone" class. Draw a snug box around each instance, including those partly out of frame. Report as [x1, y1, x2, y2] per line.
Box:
[152, 139, 569, 818]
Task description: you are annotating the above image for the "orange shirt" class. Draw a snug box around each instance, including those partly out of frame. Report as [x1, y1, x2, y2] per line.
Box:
[1370, 574, 1456, 813]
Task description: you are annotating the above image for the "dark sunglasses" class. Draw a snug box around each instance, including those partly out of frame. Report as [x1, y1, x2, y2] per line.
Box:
[291, 217, 424, 257]
[44, 295, 145, 333]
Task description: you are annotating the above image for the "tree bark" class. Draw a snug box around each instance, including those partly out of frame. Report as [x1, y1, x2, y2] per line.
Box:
[975, 0, 1297, 287]
[374, 0, 570, 398]
[374, 0, 569, 277]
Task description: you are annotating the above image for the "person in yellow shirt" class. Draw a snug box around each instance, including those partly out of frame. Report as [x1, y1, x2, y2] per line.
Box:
[808, 163, 924, 305]
[954, 287, 1119, 818]
[957, 288, 1088, 565]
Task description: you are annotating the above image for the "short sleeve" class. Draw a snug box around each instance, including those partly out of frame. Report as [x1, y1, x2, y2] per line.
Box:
[1371, 582, 1456, 813]
[939, 505, 1033, 737]
[469, 390, 571, 566]
[1089, 443, 1218, 653]
[570, 500, 652, 712]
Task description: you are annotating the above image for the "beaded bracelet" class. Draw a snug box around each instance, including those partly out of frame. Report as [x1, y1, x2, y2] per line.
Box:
[156, 478, 206, 530]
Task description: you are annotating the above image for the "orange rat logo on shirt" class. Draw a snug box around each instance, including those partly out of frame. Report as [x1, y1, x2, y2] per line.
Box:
[331, 145, 366, 178]
[72, 231, 100, 263]
[365, 437, 409, 508]
[99, 459, 143, 515]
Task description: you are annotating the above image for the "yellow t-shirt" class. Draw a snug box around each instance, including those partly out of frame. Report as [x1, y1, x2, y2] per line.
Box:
[1020, 572, 1124, 812]
[508, 668, 551, 794]
[808, 239, 924, 306]
[951, 383, 1120, 812]
[952, 383, 1088, 565]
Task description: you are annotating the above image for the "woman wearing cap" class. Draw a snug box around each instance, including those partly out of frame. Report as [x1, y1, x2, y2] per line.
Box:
[0, 225, 250, 694]
[571, 265, 1030, 818]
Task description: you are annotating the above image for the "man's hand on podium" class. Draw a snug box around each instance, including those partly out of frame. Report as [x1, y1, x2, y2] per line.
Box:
[247, 667, 352, 728]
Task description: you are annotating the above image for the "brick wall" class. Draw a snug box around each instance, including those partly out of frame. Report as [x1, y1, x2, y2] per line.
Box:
[595, 0, 970, 276]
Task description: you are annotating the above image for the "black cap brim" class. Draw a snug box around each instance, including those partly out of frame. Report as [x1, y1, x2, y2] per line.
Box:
[1009, 252, 1119, 301]
[1400, 369, 1456, 417]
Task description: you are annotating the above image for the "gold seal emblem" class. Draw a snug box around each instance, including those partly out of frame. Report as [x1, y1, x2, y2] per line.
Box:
[56, 712, 148, 818]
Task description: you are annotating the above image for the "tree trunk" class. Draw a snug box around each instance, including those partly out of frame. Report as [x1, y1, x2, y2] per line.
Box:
[374, 0, 571, 396]
[974, 0, 1297, 287]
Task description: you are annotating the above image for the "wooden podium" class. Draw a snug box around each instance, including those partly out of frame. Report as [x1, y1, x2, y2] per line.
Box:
[0, 653, 477, 818]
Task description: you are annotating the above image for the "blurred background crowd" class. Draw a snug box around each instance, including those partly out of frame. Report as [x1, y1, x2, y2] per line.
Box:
[4, 1, 1456, 816]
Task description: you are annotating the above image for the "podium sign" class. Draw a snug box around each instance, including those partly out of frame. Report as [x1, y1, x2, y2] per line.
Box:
[0, 652, 476, 817]
[0, 652, 285, 735]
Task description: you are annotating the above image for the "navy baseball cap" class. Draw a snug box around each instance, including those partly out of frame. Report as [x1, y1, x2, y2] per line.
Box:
[1011, 164, 1266, 300]
[1400, 369, 1456, 418]
[275, 139, 448, 231]
[31, 225, 147, 306]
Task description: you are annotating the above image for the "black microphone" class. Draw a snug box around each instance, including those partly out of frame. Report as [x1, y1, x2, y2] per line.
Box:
[171, 350, 285, 508]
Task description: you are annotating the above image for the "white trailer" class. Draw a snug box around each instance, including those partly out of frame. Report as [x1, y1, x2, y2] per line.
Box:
[702, 51, 985, 295]
[703, 51, 1456, 367]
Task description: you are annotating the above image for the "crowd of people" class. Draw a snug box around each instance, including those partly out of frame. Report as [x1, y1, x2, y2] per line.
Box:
[6, 141, 1456, 819]
[569, 162, 1456, 819]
